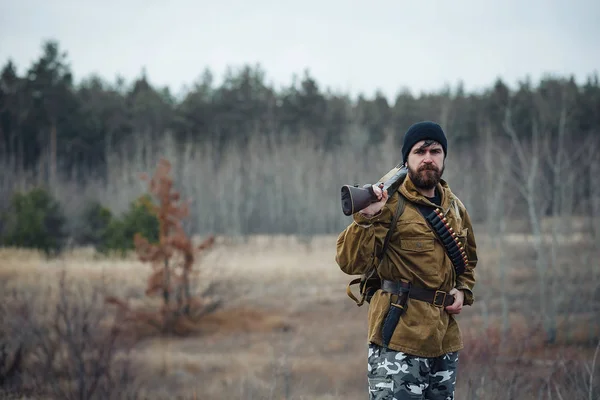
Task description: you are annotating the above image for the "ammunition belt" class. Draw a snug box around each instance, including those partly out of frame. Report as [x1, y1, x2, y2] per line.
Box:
[424, 208, 468, 276]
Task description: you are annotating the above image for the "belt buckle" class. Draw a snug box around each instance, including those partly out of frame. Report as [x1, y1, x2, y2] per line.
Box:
[433, 290, 446, 308]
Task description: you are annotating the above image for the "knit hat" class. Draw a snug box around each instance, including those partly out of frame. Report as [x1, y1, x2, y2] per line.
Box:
[401, 121, 448, 165]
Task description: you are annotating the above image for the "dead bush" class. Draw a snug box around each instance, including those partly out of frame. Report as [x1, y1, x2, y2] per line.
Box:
[1, 270, 140, 399]
[458, 323, 600, 400]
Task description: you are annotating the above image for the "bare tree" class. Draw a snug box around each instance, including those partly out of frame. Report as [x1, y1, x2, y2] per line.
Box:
[503, 84, 600, 344]
[105, 158, 218, 336]
[589, 140, 600, 242]
[503, 106, 557, 342]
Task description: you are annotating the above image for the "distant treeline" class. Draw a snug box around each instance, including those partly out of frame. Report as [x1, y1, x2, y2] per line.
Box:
[1, 40, 599, 237]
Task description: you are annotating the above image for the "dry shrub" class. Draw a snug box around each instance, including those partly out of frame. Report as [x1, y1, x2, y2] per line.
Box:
[105, 158, 218, 336]
[547, 340, 600, 400]
[458, 323, 540, 399]
[0, 270, 139, 399]
[458, 322, 600, 400]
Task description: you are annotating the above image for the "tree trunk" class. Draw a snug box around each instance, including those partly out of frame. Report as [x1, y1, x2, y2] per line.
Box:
[50, 121, 57, 185]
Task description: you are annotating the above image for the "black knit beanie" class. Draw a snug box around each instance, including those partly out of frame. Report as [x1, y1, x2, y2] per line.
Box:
[401, 121, 448, 165]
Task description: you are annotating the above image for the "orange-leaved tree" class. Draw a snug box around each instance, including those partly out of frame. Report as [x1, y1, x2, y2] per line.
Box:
[106, 158, 217, 335]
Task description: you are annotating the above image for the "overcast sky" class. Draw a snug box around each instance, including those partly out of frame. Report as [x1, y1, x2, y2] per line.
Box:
[1, 0, 599, 100]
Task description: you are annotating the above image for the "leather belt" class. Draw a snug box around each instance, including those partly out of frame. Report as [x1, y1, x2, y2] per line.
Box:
[382, 280, 455, 308]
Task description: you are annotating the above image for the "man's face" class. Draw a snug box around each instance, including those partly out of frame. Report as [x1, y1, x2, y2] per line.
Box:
[406, 140, 445, 190]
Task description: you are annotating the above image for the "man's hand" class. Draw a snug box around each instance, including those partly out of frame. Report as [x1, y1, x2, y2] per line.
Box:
[445, 288, 464, 314]
[359, 183, 388, 217]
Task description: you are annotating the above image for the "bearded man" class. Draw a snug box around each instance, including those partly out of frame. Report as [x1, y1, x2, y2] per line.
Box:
[335, 121, 478, 399]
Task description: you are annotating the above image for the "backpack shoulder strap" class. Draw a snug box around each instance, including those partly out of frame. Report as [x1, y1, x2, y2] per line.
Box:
[346, 192, 406, 307]
[345, 192, 406, 306]
[377, 192, 406, 262]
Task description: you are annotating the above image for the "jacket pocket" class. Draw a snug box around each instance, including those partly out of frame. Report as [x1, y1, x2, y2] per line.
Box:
[400, 238, 434, 252]
[400, 237, 437, 275]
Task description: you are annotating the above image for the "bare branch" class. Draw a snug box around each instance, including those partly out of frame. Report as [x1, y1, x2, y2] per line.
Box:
[590, 339, 600, 400]
[502, 107, 530, 173]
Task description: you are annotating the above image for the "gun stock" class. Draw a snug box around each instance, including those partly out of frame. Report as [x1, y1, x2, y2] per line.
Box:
[340, 165, 408, 216]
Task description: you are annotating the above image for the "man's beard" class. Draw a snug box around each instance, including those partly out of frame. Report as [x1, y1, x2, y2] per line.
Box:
[408, 164, 444, 190]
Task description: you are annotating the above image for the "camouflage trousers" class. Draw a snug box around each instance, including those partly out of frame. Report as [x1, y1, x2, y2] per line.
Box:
[367, 343, 459, 400]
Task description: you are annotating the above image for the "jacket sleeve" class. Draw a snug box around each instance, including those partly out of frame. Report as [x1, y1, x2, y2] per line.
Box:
[455, 206, 478, 306]
[335, 205, 392, 276]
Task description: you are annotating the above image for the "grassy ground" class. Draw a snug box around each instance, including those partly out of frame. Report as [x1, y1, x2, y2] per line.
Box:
[1, 231, 599, 399]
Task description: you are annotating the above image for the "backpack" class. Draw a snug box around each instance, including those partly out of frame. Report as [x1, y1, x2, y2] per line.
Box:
[345, 192, 406, 306]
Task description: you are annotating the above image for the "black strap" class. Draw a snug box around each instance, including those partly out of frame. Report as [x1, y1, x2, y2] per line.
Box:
[415, 199, 467, 277]
[420, 205, 468, 276]
[377, 193, 406, 263]
[352, 192, 406, 305]
[382, 279, 455, 308]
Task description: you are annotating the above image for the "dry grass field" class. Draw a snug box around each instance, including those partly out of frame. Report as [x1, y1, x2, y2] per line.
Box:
[1, 230, 599, 399]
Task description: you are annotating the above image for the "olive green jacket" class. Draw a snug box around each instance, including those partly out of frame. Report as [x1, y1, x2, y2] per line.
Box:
[335, 174, 478, 357]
